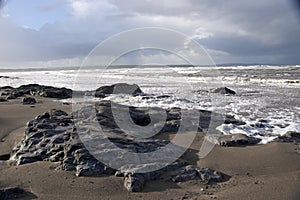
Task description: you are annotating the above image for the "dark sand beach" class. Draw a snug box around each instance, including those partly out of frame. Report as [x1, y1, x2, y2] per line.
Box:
[0, 97, 299, 200]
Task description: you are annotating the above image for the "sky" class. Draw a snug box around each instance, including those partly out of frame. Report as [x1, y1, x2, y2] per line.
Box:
[0, 0, 300, 68]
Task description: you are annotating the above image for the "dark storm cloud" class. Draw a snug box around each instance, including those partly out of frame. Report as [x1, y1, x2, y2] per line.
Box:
[190, 0, 300, 64]
[293, 0, 300, 11]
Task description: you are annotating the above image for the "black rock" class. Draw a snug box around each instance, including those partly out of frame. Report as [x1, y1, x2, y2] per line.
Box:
[22, 97, 37, 105]
[275, 131, 300, 143]
[95, 83, 143, 98]
[0, 86, 14, 90]
[0, 84, 72, 99]
[76, 163, 105, 177]
[124, 174, 145, 192]
[156, 95, 171, 99]
[0, 153, 10, 161]
[197, 167, 224, 183]
[0, 186, 28, 200]
[170, 165, 199, 182]
[11, 99, 229, 192]
[6, 94, 16, 100]
[0, 97, 7, 102]
[17, 154, 41, 165]
[25, 84, 72, 99]
[218, 134, 261, 147]
[170, 165, 223, 183]
[11, 109, 72, 166]
[224, 116, 246, 125]
[212, 87, 236, 95]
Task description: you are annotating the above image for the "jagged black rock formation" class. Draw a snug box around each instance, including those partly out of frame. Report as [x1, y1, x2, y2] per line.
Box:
[120, 161, 225, 192]
[10, 109, 108, 177]
[10, 99, 230, 192]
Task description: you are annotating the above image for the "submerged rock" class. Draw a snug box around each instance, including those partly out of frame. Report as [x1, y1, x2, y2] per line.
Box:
[218, 134, 261, 147]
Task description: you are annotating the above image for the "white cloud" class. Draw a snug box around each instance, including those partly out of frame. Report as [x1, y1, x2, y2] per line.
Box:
[67, 0, 118, 18]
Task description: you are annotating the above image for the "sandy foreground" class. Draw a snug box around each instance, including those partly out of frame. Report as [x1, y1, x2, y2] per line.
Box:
[0, 98, 299, 200]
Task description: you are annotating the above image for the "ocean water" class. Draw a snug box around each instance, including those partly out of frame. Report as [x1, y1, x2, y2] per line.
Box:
[0, 65, 299, 144]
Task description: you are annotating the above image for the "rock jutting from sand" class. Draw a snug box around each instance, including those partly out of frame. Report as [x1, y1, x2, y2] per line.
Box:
[10, 99, 230, 192]
[21, 97, 37, 105]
